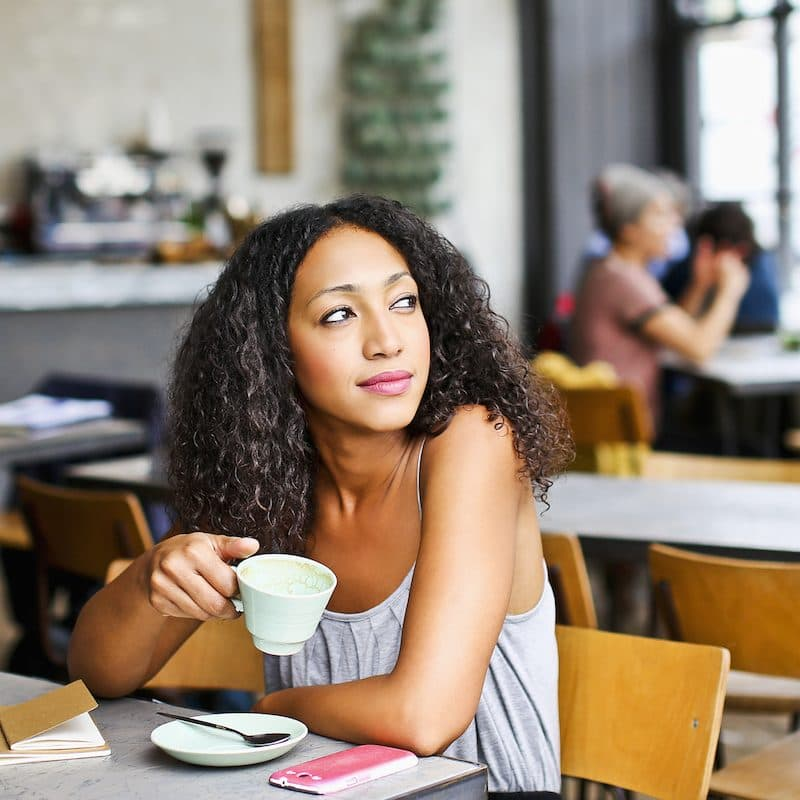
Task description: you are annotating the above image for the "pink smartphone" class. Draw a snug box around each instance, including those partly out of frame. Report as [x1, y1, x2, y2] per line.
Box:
[269, 744, 419, 794]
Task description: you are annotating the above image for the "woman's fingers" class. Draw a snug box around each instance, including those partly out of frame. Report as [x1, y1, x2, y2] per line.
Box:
[145, 532, 259, 620]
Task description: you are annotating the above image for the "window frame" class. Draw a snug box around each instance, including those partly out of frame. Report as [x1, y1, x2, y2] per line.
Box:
[669, 0, 795, 288]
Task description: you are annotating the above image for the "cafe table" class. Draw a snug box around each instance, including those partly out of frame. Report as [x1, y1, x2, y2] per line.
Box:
[0, 672, 487, 800]
[540, 470, 800, 560]
[0, 418, 148, 506]
[66, 451, 169, 504]
[66, 455, 800, 559]
[662, 333, 800, 455]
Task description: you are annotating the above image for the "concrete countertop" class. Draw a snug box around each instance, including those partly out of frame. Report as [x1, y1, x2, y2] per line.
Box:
[0, 259, 223, 311]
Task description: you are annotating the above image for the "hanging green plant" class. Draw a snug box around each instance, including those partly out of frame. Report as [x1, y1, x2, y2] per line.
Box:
[341, 0, 451, 218]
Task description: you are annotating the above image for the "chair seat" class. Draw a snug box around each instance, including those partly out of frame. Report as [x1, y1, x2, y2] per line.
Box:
[0, 511, 32, 550]
[726, 669, 800, 713]
[709, 729, 800, 800]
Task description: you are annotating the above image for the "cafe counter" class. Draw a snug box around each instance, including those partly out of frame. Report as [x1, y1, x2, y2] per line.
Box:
[0, 259, 223, 403]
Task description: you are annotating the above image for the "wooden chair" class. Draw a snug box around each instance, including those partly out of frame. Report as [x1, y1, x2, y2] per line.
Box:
[649, 543, 800, 799]
[645, 451, 800, 738]
[557, 625, 729, 799]
[16, 476, 154, 667]
[541, 532, 597, 629]
[558, 385, 653, 475]
[106, 560, 265, 694]
[0, 509, 32, 550]
[642, 451, 800, 483]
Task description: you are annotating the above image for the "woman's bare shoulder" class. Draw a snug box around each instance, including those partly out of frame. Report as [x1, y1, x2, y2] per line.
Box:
[423, 405, 520, 475]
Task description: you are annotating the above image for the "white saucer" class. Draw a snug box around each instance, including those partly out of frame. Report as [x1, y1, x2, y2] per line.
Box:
[150, 712, 308, 767]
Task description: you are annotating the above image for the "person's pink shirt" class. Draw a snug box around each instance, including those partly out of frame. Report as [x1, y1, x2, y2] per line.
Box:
[570, 254, 669, 425]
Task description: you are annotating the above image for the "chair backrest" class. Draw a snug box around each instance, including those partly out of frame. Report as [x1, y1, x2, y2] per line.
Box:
[106, 560, 266, 694]
[0, 510, 32, 551]
[642, 451, 800, 483]
[557, 385, 653, 475]
[541, 533, 597, 628]
[557, 625, 729, 800]
[17, 476, 153, 581]
[649, 543, 800, 679]
[559, 385, 653, 446]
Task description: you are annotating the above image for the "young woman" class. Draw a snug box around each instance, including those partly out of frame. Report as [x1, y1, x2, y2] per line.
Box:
[570, 164, 749, 427]
[68, 195, 572, 798]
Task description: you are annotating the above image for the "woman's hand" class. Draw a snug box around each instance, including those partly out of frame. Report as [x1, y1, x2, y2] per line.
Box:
[142, 533, 260, 620]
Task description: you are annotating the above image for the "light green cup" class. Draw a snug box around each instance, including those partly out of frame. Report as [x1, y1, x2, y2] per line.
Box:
[231, 554, 337, 655]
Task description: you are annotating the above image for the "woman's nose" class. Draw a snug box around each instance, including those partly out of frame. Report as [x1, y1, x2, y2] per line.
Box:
[363, 313, 403, 359]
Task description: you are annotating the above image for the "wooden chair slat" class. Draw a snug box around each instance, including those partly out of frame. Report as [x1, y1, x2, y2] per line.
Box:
[558, 625, 728, 800]
[650, 544, 800, 679]
[0, 510, 32, 551]
[643, 451, 800, 483]
[541, 532, 597, 629]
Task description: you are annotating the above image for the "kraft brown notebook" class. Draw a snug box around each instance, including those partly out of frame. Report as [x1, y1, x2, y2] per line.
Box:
[0, 679, 110, 765]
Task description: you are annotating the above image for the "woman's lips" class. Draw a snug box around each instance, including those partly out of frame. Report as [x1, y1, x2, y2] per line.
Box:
[357, 371, 413, 396]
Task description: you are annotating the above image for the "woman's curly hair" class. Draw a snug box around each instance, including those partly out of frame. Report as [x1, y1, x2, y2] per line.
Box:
[169, 194, 572, 553]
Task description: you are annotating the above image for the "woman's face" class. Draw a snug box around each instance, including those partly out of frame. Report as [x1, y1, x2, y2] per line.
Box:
[287, 226, 431, 436]
[620, 193, 679, 261]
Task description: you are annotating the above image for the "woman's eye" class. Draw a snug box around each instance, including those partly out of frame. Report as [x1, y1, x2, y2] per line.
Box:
[390, 294, 418, 311]
[321, 307, 354, 324]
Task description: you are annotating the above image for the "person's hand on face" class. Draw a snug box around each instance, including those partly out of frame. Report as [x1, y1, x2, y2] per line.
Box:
[715, 249, 750, 298]
[142, 533, 260, 620]
[690, 236, 720, 291]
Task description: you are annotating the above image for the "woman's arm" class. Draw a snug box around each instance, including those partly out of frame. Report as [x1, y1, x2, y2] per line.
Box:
[254, 407, 529, 755]
[67, 533, 259, 697]
[642, 252, 749, 363]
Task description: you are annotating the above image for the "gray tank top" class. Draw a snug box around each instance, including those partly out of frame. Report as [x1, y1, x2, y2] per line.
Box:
[263, 442, 561, 793]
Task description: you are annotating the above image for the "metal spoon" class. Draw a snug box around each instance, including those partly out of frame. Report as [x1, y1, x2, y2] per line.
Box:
[156, 711, 292, 746]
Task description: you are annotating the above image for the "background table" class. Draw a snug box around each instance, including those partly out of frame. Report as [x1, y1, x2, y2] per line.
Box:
[663, 334, 800, 455]
[0, 418, 148, 507]
[0, 672, 487, 800]
[66, 452, 169, 504]
[664, 334, 800, 396]
[67, 456, 800, 559]
[540, 471, 800, 559]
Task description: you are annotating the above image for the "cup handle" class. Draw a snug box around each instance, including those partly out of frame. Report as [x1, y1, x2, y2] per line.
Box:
[230, 564, 243, 613]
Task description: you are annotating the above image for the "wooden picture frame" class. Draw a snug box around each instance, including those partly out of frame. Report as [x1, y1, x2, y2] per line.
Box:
[253, 0, 293, 173]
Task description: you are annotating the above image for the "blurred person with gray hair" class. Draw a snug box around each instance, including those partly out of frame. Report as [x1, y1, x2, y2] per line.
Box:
[570, 163, 749, 428]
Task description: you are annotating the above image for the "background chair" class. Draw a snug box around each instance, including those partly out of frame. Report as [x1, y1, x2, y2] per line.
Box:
[557, 625, 729, 800]
[15, 476, 153, 676]
[106, 560, 265, 696]
[642, 451, 800, 483]
[558, 385, 653, 475]
[649, 543, 800, 798]
[644, 454, 800, 735]
[541, 532, 597, 629]
[532, 353, 652, 476]
[0, 509, 31, 551]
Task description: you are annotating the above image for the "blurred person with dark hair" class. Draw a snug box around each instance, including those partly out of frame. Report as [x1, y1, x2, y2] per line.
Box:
[661, 201, 779, 333]
[570, 164, 749, 428]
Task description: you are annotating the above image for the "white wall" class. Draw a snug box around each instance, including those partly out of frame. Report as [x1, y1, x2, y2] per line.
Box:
[0, 0, 524, 330]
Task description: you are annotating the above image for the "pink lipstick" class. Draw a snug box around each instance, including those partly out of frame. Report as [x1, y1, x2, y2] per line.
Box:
[357, 370, 413, 396]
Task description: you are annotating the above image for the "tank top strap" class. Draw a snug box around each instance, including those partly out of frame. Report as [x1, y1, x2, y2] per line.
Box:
[415, 437, 426, 520]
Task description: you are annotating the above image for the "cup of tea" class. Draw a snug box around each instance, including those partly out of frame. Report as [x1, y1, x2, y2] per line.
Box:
[231, 554, 337, 655]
